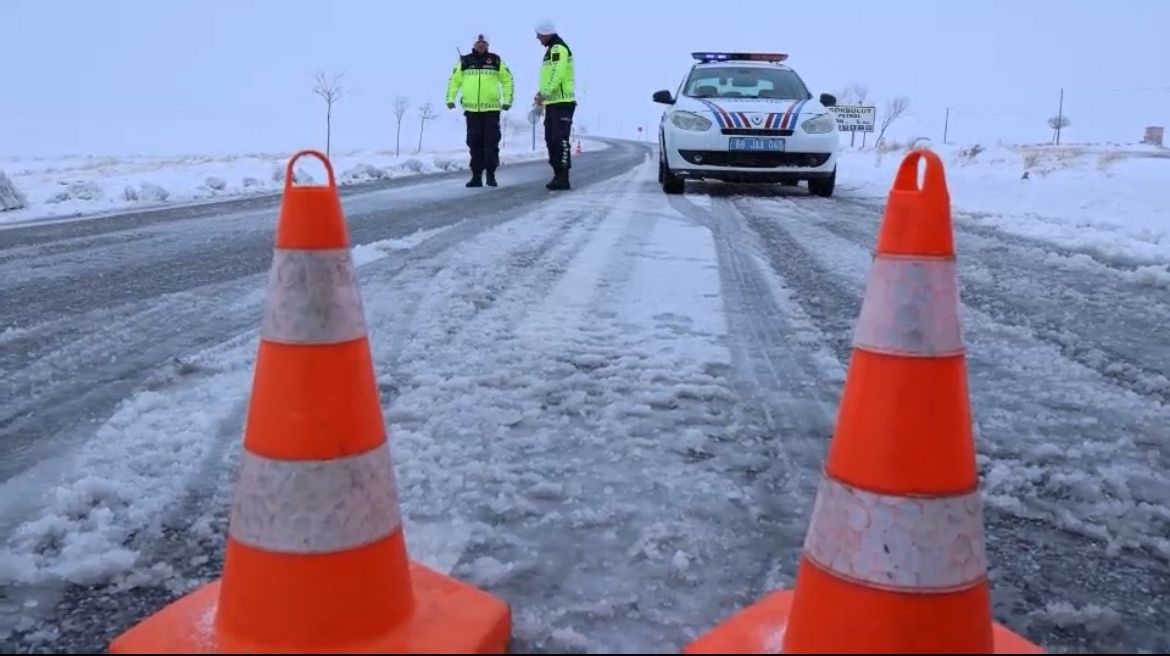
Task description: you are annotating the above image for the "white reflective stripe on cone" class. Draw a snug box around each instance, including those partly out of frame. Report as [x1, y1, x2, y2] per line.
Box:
[229, 441, 402, 554]
[852, 254, 964, 357]
[802, 476, 987, 593]
[261, 248, 368, 345]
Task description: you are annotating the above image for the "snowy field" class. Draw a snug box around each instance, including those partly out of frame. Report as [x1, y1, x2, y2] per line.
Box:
[1, 138, 1168, 653]
[0, 119, 607, 227]
[835, 142, 1170, 270]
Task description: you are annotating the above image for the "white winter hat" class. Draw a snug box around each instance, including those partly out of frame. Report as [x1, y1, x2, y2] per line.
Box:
[535, 20, 556, 36]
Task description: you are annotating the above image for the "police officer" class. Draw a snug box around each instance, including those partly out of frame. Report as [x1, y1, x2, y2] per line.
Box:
[533, 20, 576, 191]
[447, 33, 514, 187]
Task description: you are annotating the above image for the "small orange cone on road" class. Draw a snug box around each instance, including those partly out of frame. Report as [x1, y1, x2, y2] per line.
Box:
[109, 150, 511, 654]
[684, 150, 1043, 654]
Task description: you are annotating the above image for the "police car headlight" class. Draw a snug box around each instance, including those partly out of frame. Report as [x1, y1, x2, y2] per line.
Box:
[670, 111, 712, 132]
[801, 113, 837, 134]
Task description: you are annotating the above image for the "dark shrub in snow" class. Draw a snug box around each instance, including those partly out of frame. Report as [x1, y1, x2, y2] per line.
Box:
[0, 170, 28, 211]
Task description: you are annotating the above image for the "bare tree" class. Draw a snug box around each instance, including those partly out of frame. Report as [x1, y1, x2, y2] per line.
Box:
[393, 96, 410, 156]
[417, 102, 439, 154]
[1047, 115, 1071, 145]
[875, 96, 911, 148]
[838, 83, 869, 106]
[836, 83, 870, 147]
[853, 85, 871, 148]
[311, 71, 345, 159]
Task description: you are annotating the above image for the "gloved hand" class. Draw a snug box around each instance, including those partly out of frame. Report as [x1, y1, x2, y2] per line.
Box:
[446, 102, 455, 110]
[502, 103, 511, 111]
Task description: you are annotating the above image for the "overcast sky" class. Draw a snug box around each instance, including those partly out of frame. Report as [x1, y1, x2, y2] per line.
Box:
[2, 0, 1168, 157]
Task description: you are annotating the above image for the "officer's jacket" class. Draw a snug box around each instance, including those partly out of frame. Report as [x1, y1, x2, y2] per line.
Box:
[446, 51, 514, 112]
[539, 36, 575, 104]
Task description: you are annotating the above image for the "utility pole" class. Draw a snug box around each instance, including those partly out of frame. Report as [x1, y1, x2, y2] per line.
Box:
[1055, 88, 1065, 145]
[943, 107, 950, 145]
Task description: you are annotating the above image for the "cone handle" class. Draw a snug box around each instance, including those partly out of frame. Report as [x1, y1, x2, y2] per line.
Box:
[285, 149, 338, 191]
[893, 149, 948, 196]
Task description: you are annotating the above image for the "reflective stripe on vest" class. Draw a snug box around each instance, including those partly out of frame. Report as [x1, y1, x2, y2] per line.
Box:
[229, 441, 402, 554]
[261, 248, 368, 345]
[802, 476, 988, 593]
[852, 254, 964, 357]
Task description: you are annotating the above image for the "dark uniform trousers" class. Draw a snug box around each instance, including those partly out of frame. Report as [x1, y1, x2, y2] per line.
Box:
[466, 110, 502, 175]
[544, 102, 576, 171]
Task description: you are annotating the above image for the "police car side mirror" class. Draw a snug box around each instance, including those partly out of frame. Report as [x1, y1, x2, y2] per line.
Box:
[820, 93, 837, 107]
[653, 90, 675, 104]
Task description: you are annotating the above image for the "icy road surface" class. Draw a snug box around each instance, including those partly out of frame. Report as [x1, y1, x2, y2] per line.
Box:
[2, 140, 1168, 653]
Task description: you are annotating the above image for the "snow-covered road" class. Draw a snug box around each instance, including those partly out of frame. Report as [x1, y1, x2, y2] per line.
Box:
[1, 141, 1167, 653]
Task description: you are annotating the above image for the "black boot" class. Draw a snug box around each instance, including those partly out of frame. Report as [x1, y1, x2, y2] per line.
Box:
[486, 169, 497, 187]
[466, 169, 483, 187]
[546, 168, 570, 191]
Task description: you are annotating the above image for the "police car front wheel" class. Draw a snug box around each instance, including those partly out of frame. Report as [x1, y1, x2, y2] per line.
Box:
[808, 167, 836, 198]
[659, 157, 684, 195]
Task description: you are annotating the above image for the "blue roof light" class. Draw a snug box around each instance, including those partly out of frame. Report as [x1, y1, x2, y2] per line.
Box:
[691, 52, 789, 63]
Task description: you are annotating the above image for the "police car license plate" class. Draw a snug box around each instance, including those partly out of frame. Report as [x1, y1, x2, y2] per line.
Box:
[729, 137, 785, 152]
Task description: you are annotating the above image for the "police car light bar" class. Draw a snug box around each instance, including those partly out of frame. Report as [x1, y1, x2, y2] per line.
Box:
[691, 52, 789, 63]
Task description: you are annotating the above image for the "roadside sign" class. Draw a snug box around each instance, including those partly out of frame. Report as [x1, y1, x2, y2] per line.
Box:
[828, 105, 876, 133]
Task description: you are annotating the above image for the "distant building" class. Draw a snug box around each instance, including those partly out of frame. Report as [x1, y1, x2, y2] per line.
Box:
[1144, 126, 1164, 147]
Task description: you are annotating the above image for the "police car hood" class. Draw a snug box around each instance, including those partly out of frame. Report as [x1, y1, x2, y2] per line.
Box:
[681, 95, 828, 130]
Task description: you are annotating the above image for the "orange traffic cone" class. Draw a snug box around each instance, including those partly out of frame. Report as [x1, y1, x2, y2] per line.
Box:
[109, 150, 511, 654]
[684, 150, 1043, 654]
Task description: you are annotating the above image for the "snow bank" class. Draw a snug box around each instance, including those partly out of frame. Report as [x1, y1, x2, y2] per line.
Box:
[836, 143, 1170, 266]
[0, 136, 609, 227]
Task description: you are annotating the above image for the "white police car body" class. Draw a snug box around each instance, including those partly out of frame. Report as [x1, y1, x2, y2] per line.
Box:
[653, 52, 839, 196]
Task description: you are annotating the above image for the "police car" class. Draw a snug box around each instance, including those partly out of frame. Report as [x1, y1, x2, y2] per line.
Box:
[653, 52, 839, 196]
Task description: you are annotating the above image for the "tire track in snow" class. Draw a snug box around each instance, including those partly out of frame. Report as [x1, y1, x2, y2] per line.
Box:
[349, 161, 790, 653]
[665, 190, 843, 595]
[724, 191, 1170, 655]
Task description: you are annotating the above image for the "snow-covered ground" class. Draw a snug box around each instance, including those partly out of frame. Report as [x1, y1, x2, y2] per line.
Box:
[0, 158, 766, 650]
[2, 140, 1168, 653]
[834, 142, 1170, 269]
[0, 125, 607, 227]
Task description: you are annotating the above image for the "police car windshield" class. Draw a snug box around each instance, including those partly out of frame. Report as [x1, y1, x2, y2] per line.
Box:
[683, 66, 809, 100]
